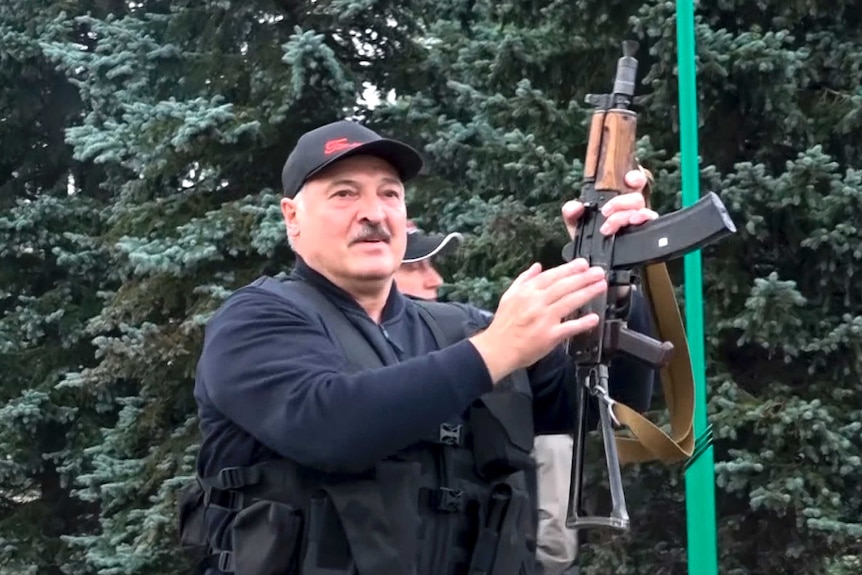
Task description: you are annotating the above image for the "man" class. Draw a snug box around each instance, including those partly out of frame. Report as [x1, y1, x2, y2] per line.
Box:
[394, 226, 621, 575]
[394, 226, 581, 574]
[393, 220, 463, 301]
[191, 119, 658, 575]
[531, 435, 581, 575]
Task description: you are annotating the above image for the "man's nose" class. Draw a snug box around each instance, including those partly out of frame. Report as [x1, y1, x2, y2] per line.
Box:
[356, 194, 386, 221]
[425, 266, 443, 288]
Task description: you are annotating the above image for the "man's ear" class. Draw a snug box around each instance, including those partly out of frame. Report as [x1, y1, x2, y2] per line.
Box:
[281, 197, 301, 239]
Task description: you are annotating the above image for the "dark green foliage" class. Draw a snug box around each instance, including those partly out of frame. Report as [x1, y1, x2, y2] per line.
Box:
[0, 0, 860, 573]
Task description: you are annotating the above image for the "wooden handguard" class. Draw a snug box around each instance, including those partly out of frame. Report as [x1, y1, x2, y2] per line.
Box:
[585, 109, 640, 194]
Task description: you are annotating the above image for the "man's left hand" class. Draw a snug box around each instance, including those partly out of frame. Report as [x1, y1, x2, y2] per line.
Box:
[562, 168, 658, 240]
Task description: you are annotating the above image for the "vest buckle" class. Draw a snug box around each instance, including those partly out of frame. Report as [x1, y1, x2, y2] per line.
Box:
[213, 489, 245, 512]
[216, 550, 234, 572]
[439, 423, 463, 446]
[433, 487, 464, 513]
[217, 466, 247, 489]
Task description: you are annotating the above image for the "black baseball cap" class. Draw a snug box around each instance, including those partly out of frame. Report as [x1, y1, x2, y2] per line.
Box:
[403, 220, 464, 263]
[281, 120, 424, 197]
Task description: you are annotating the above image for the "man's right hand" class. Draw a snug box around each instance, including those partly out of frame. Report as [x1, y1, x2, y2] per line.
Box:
[468, 258, 607, 384]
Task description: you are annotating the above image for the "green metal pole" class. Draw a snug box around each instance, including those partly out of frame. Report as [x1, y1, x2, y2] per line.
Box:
[676, 1, 719, 573]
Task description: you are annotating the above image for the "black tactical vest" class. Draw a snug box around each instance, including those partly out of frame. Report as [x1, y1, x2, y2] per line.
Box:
[177, 277, 540, 575]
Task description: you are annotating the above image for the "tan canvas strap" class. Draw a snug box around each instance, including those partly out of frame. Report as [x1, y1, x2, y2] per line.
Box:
[610, 168, 696, 465]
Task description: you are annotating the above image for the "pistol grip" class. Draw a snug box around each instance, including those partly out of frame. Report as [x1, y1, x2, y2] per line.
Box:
[603, 322, 674, 369]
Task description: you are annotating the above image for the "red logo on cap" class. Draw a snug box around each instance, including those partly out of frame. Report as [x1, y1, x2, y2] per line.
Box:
[324, 138, 362, 155]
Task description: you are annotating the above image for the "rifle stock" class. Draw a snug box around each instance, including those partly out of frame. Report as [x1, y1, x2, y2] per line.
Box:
[562, 41, 736, 539]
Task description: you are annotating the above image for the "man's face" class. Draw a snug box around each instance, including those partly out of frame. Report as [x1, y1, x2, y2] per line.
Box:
[280, 155, 407, 289]
[394, 260, 444, 301]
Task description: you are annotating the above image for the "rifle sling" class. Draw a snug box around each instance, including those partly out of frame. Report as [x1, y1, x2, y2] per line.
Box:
[611, 175, 696, 465]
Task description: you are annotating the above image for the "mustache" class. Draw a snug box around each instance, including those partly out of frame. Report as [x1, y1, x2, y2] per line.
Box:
[350, 223, 392, 244]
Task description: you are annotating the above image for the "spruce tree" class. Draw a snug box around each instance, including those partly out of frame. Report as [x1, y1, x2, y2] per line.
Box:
[0, 1, 115, 572]
[2, 0, 861, 573]
[10, 1, 439, 573]
[371, 0, 862, 573]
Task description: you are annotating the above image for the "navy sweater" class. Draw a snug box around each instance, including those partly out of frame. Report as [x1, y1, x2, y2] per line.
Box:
[194, 260, 656, 480]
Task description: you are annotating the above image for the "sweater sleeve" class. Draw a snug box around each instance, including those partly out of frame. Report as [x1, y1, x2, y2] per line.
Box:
[197, 287, 493, 474]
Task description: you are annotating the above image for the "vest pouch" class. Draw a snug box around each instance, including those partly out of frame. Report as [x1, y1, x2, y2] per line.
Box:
[301, 494, 357, 574]
[471, 390, 536, 480]
[303, 463, 420, 575]
[177, 480, 209, 563]
[467, 484, 537, 575]
[487, 485, 537, 575]
[231, 499, 303, 575]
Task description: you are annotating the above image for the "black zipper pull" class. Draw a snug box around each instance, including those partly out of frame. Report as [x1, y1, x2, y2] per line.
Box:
[379, 325, 405, 360]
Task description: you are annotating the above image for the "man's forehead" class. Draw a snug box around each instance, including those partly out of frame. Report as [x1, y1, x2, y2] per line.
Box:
[402, 260, 433, 270]
[311, 154, 402, 184]
[325, 175, 403, 189]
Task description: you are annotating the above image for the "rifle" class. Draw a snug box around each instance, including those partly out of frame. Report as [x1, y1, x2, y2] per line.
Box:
[562, 41, 736, 537]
